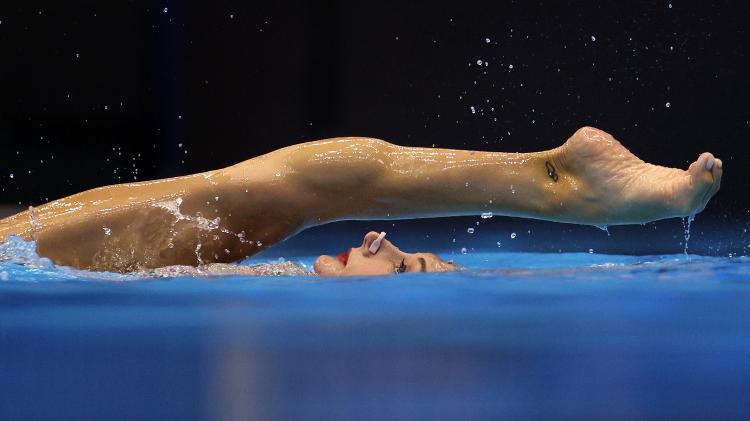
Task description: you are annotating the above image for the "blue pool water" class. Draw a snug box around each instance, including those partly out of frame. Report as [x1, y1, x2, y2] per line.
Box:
[2, 233, 750, 420]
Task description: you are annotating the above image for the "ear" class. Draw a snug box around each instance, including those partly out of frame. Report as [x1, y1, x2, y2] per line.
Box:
[313, 255, 344, 276]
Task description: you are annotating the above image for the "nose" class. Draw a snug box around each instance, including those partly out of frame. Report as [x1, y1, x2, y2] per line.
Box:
[362, 231, 381, 246]
[361, 231, 388, 254]
[361, 231, 381, 249]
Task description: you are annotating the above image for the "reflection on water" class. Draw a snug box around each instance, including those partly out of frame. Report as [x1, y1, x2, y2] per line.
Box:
[1, 250, 750, 419]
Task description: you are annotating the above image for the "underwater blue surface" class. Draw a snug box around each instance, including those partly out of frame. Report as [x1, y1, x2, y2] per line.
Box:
[2, 242, 750, 420]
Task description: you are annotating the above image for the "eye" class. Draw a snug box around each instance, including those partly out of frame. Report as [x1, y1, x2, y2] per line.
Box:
[416, 257, 427, 272]
[395, 259, 407, 274]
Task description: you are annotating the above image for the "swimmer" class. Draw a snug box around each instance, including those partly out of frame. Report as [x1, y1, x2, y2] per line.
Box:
[0, 126, 722, 275]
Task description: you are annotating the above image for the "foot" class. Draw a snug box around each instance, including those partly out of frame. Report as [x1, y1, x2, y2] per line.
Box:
[551, 127, 722, 225]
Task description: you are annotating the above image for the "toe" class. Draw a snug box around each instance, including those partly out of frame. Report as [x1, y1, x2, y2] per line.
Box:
[682, 152, 717, 215]
[708, 157, 722, 195]
[688, 152, 716, 185]
[693, 154, 723, 214]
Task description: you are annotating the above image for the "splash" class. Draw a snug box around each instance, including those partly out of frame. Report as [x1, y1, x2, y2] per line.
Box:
[682, 214, 696, 260]
[0, 235, 133, 281]
[153, 197, 221, 231]
[27, 205, 41, 240]
[0, 234, 53, 269]
[152, 197, 258, 253]
[150, 262, 312, 277]
[595, 225, 610, 236]
[195, 243, 204, 265]
[0, 235, 312, 281]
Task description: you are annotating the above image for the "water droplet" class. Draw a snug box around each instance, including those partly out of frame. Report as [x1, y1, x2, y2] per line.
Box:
[470, 106, 476, 114]
[591, 35, 596, 41]
[665, 101, 671, 108]
[476, 59, 483, 65]
[163, 7, 168, 13]
[460, 247, 468, 254]
[9, 173, 13, 179]
[496, 241, 502, 248]
[467, 227, 475, 234]
[481, 212, 493, 219]
[508, 64, 513, 69]
[230, 13, 234, 19]
[682, 214, 695, 259]
[102, 227, 111, 236]
[485, 37, 491, 43]
[256, 241, 262, 247]
[668, 3, 672, 8]
[510, 232, 517, 239]
[588, 248, 594, 254]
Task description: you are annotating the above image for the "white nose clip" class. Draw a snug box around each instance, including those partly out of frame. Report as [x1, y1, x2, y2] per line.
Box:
[369, 232, 387, 254]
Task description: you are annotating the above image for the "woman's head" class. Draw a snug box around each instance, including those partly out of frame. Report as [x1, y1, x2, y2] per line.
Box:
[313, 231, 458, 276]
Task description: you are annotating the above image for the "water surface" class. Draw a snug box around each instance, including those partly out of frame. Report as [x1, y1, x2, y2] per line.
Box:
[2, 248, 750, 420]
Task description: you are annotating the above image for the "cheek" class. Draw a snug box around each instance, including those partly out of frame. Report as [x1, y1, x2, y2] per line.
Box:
[344, 259, 394, 275]
[424, 258, 450, 272]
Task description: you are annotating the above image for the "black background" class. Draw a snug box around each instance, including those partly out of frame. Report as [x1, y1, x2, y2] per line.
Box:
[1, 0, 748, 254]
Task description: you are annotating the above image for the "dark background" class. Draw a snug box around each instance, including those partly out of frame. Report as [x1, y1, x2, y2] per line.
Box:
[0, 0, 748, 255]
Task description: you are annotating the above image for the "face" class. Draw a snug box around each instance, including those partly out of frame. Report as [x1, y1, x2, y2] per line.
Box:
[314, 231, 458, 276]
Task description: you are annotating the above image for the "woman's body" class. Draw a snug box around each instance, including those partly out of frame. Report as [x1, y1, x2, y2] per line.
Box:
[0, 126, 722, 273]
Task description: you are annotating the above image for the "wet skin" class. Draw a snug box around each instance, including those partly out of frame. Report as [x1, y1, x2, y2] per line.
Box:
[0, 126, 723, 272]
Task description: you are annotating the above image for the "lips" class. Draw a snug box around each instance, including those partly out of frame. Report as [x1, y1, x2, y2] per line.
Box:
[337, 250, 350, 265]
